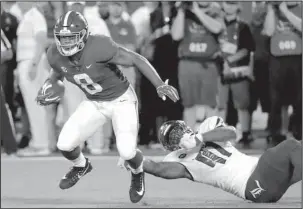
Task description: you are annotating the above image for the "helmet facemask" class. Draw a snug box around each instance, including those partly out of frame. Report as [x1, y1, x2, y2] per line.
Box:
[54, 28, 87, 56]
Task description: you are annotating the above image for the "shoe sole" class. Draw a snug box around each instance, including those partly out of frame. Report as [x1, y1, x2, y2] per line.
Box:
[130, 191, 145, 203]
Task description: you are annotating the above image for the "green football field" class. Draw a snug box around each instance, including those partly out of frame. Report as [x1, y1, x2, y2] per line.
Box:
[1, 155, 301, 208]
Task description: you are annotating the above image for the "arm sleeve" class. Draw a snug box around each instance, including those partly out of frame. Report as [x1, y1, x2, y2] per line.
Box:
[46, 45, 63, 75]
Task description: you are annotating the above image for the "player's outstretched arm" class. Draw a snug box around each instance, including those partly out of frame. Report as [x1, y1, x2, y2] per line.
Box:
[196, 116, 237, 144]
[110, 45, 163, 86]
[108, 43, 179, 102]
[143, 159, 193, 180]
[202, 127, 237, 143]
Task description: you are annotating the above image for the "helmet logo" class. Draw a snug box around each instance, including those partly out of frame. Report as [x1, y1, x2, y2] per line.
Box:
[60, 27, 71, 34]
[178, 153, 187, 159]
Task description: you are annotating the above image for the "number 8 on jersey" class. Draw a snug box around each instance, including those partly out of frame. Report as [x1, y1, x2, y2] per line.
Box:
[73, 73, 103, 95]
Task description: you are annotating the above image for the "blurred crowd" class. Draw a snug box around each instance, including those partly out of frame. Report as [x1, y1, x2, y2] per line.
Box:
[1, 1, 302, 156]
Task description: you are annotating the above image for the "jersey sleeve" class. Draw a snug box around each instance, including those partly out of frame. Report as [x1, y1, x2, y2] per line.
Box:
[46, 44, 63, 76]
[95, 35, 119, 62]
[163, 153, 178, 162]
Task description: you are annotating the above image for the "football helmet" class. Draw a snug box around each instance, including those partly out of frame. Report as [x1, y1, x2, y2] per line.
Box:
[158, 120, 193, 151]
[54, 11, 89, 56]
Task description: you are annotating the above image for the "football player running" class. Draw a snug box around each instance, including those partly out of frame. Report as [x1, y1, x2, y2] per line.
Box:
[35, 11, 179, 203]
[121, 116, 302, 203]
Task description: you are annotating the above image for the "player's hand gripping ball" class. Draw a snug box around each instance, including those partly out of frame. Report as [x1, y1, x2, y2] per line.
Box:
[36, 79, 65, 106]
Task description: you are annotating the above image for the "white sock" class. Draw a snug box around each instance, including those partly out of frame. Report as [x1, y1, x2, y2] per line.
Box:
[72, 152, 86, 167]
[129, 159, 144, 174]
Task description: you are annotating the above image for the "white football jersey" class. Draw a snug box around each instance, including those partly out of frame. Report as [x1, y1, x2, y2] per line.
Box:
[163, 141, 259, 199]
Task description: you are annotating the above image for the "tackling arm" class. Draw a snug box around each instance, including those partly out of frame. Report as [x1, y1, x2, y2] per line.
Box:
[180, 117, 237, 150]
[143, 159, 193, 180]
[180, 126, 237, 150]
[202, 127, 237, 143]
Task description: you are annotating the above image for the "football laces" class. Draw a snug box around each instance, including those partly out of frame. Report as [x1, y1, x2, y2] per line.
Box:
[44, 96, 60, 102]
[42, 83, 52, 95]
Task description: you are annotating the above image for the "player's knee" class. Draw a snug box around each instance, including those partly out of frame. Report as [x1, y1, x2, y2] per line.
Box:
[57, 131, 79, 152]
[116, 132, 137, 160]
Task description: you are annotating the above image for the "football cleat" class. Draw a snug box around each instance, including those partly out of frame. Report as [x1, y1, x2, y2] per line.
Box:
[129, 172, 145, 203]
[59, 158, 92, 190]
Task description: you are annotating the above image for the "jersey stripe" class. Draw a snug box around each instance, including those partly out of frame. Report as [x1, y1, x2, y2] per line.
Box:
[63, 11, 72, 26]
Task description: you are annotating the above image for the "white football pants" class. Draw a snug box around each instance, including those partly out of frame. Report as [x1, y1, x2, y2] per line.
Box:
[57, 86, 139, 160]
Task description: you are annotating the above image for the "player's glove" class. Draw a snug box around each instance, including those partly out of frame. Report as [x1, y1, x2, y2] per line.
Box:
[36, 80, 62, 106]
[157, 79, 180, 103]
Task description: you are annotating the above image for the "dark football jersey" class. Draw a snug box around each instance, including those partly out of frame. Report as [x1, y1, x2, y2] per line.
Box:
[47, 35, 130, 101]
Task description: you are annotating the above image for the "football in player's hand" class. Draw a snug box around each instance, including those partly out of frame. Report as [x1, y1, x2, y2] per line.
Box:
[45, 80, 64, 96]
[40, 79, 65, 103]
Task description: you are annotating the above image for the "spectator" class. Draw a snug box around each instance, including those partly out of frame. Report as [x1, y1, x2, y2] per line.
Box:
[131, 2, 159, 58]
[148, 1, 182, 124]
[2, 1, 33, 149]
[39, 2, 64, 154]
[171, 2, 223, 131]
[131, 1, 160, 147]
[263, 2, 302, 146]
[1, 29, 18, 156]
[1, 87, 17, 156]
[97, 1, 130, 22]
[218, 1, 255, 147]
[82, 2, 111, 37]
[1, 5, 19, 120]
[130, 2, 182, 147]
[16, 2, 57, 156]
[97, 1, 110, 21]
[107, 2, 138, 89]
[249, 2, 271, 129]
[8, 2, 24, 22]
